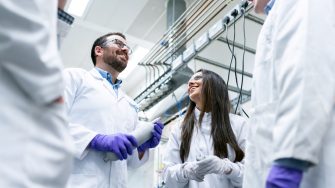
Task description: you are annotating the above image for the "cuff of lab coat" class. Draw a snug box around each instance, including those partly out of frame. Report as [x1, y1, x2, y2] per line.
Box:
[274, 158, 312, 172]
[225, 161, 242, 179]
[165, 163, 189, 183]
[75, 132, 97, 160]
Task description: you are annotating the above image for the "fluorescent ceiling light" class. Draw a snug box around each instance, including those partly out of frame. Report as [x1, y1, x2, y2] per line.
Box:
[67, 0, 90, 17]
[119, 46, 149, 79]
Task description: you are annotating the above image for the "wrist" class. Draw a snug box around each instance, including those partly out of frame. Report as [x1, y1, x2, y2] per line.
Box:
[274, 158, 312, 172]
[180, 163, 191, 180]
[138, 151, 145, 160]
[222, 158, 233, 174]
[224, 167, 233, 174]
[137, 145, 146, 153]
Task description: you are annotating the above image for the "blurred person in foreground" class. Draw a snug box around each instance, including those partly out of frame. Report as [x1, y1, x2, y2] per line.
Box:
[243, 0, 335, 188]
[0, 0, 75, 187]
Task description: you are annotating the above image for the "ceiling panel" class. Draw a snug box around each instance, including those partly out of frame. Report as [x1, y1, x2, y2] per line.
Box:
[127, 0, 167, 42]
[60, 24, 99, 69]
[84, 0, 119, 26]
[83, 0, 151, 32]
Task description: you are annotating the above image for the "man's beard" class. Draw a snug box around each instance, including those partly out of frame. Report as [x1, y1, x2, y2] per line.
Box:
[103, 53, 127, 72]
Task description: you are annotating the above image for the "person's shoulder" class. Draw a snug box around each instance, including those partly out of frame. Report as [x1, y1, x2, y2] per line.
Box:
[229, 113, 248, 139]
[63, 68, 91, 79]
[229, 113, 246, 122]
[229, 113, 247, 128]
[63, 68, 92, 85]
[123, 94, 140, 112]
[63, 67, 89, 75]
[170, 119, 184, 134]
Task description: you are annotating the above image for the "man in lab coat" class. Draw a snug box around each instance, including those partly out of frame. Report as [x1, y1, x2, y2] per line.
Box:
[243, 0, 335, 188]
[64, 32, 164, 188]
[0, 0, 74, 187]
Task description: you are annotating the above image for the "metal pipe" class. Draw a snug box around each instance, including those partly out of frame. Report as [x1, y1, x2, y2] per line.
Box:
[227, 85, 251, 96]
[245, 13, 264, 25]
[217, 37, 256, 54]
[194, 56, 253, 78]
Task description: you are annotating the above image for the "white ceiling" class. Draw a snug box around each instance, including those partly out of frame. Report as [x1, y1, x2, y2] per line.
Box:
[61, 0, 196, 71]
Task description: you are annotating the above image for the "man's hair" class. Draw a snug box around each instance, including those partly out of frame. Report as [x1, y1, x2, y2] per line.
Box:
[90, 32, 126, 66]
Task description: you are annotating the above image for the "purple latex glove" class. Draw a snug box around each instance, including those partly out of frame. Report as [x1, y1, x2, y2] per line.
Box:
[138, 120, 164, 153]
[90, 133, 138, 160]
[266, 165, 303, 188]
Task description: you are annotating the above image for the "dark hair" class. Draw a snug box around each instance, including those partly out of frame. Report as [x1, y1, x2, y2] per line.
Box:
[90, 32, 126, 65]
[180, 69, 244, 163]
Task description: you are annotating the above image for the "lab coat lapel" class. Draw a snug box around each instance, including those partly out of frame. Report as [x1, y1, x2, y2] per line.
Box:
[117, 88, 126, 101]
[89, 69, 117, 98]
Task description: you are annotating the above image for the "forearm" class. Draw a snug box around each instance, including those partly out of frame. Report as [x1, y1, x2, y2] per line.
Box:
[1, 0, 64, 105]
[274, 158, 312, 171]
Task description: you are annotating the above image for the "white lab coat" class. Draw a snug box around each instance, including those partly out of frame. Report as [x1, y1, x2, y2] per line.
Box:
[163, 109, 247, 188]
[0, 0, 74, 187]
[243, 0, 335, 187]
[64, 68, 148, 188]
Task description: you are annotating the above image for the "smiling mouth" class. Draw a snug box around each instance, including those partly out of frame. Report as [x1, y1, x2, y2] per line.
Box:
[188, 87, 197, 93]
[118, 54, 128, 61]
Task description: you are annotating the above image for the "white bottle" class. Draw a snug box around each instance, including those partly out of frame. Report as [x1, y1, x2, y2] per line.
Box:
[103, 118, 160, 161]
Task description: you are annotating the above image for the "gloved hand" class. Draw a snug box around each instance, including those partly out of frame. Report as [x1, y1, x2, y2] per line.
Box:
[138, 120, 164, 153]
[195, 155, 233, 175]
[90, 133, 138, 160]
[180, 162, 205, 182]
[266, 165, 303, 188]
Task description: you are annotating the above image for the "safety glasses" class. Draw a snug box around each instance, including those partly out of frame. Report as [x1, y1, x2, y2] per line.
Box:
[101, 39, 133, 55]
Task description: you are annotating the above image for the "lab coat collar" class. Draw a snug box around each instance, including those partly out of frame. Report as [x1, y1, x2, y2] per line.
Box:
[194, 108, 211, 134]
[95, 67, 123, 88]
[89, 68, 126, 100]
[194, 108, 211, 122]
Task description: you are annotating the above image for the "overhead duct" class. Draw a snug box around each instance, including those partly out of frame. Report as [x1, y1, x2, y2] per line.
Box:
[165, 0, 187, 59]
[167, 0, 186, 30]
[135, 0, 191, 112]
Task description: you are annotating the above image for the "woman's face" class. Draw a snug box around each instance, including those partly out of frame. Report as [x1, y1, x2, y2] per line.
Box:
[188, 72, 203, 108]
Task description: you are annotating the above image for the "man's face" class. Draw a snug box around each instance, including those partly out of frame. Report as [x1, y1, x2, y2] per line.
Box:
[102, 35, 130, 73]
[249, 0, 270, 14]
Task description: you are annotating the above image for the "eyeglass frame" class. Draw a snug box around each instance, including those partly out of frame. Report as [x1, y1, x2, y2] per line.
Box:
[100, 38, 133, 55]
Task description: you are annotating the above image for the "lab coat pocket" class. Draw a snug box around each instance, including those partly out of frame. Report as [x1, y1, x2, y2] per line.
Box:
[67, 174, 97, 188]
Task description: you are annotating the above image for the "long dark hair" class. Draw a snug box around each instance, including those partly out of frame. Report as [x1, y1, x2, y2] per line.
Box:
[180, 69, 244, 162]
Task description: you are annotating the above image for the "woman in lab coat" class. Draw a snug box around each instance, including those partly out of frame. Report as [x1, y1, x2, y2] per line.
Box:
[163, 69, 247, 188]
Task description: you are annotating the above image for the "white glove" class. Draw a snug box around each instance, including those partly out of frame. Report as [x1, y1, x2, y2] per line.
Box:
[195, 156, 233, 175]
[180, 162, 205, 182]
